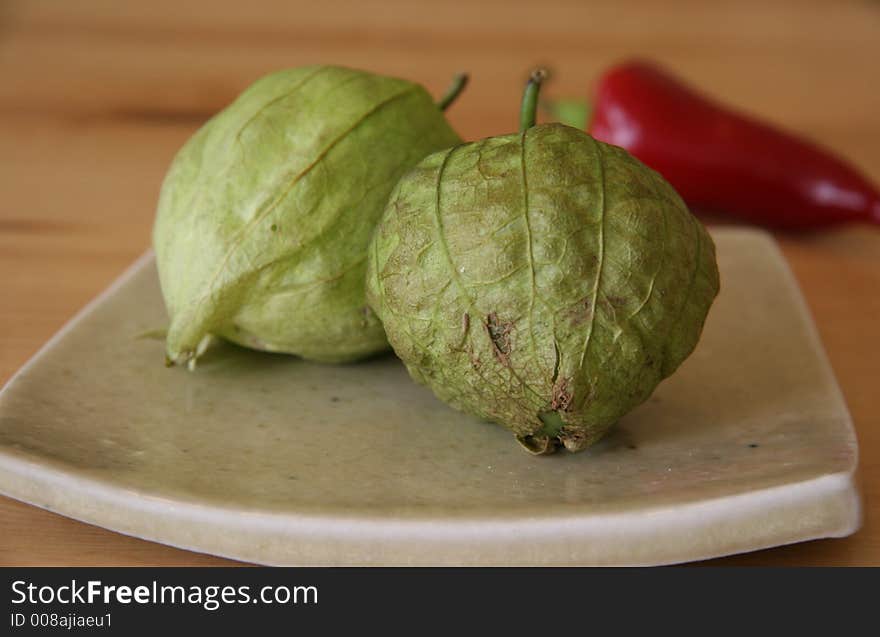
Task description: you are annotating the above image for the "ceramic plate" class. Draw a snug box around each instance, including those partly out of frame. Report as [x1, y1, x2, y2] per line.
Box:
[0, 228, 860, 565]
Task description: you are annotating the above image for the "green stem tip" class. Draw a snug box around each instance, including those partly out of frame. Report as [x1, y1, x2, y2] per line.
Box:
[519, 68, 547, 132]
[437, 72, 469, 111]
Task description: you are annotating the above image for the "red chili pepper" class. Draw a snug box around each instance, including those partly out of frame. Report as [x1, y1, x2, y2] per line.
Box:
[587, 60, 880, 229]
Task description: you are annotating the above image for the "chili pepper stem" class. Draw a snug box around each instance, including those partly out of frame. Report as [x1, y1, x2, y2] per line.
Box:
[540, 98, 592, 130]
[437, 73, 469, 111]
[519, 69, 547, 132]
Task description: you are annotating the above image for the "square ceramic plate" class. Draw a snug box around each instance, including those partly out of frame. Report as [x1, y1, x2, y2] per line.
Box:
[0, 228, 860, 565]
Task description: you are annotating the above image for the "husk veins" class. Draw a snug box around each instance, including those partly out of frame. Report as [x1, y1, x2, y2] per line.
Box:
[367, 123, 720, 453]
[154, 65, 462, 365]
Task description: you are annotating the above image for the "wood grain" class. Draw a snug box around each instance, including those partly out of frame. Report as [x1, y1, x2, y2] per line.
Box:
[0, 0, 877, 566]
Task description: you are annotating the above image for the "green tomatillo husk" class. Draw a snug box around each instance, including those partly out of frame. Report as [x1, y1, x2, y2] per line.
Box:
[154, 65, 463, 366]
[366, 71, 720, 454]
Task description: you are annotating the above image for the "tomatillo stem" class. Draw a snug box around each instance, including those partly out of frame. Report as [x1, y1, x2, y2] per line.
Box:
[437, 73, 469, 111]
[520, 69, 547, 132]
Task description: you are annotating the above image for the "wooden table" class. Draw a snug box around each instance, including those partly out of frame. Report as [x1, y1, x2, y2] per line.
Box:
[1, 0, 877, 566]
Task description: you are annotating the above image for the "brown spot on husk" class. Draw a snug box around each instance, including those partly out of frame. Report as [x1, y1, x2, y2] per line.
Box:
[551, 378, 572, 412]
[486, 312, 513, 365]
[567, 297, 594, 326]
